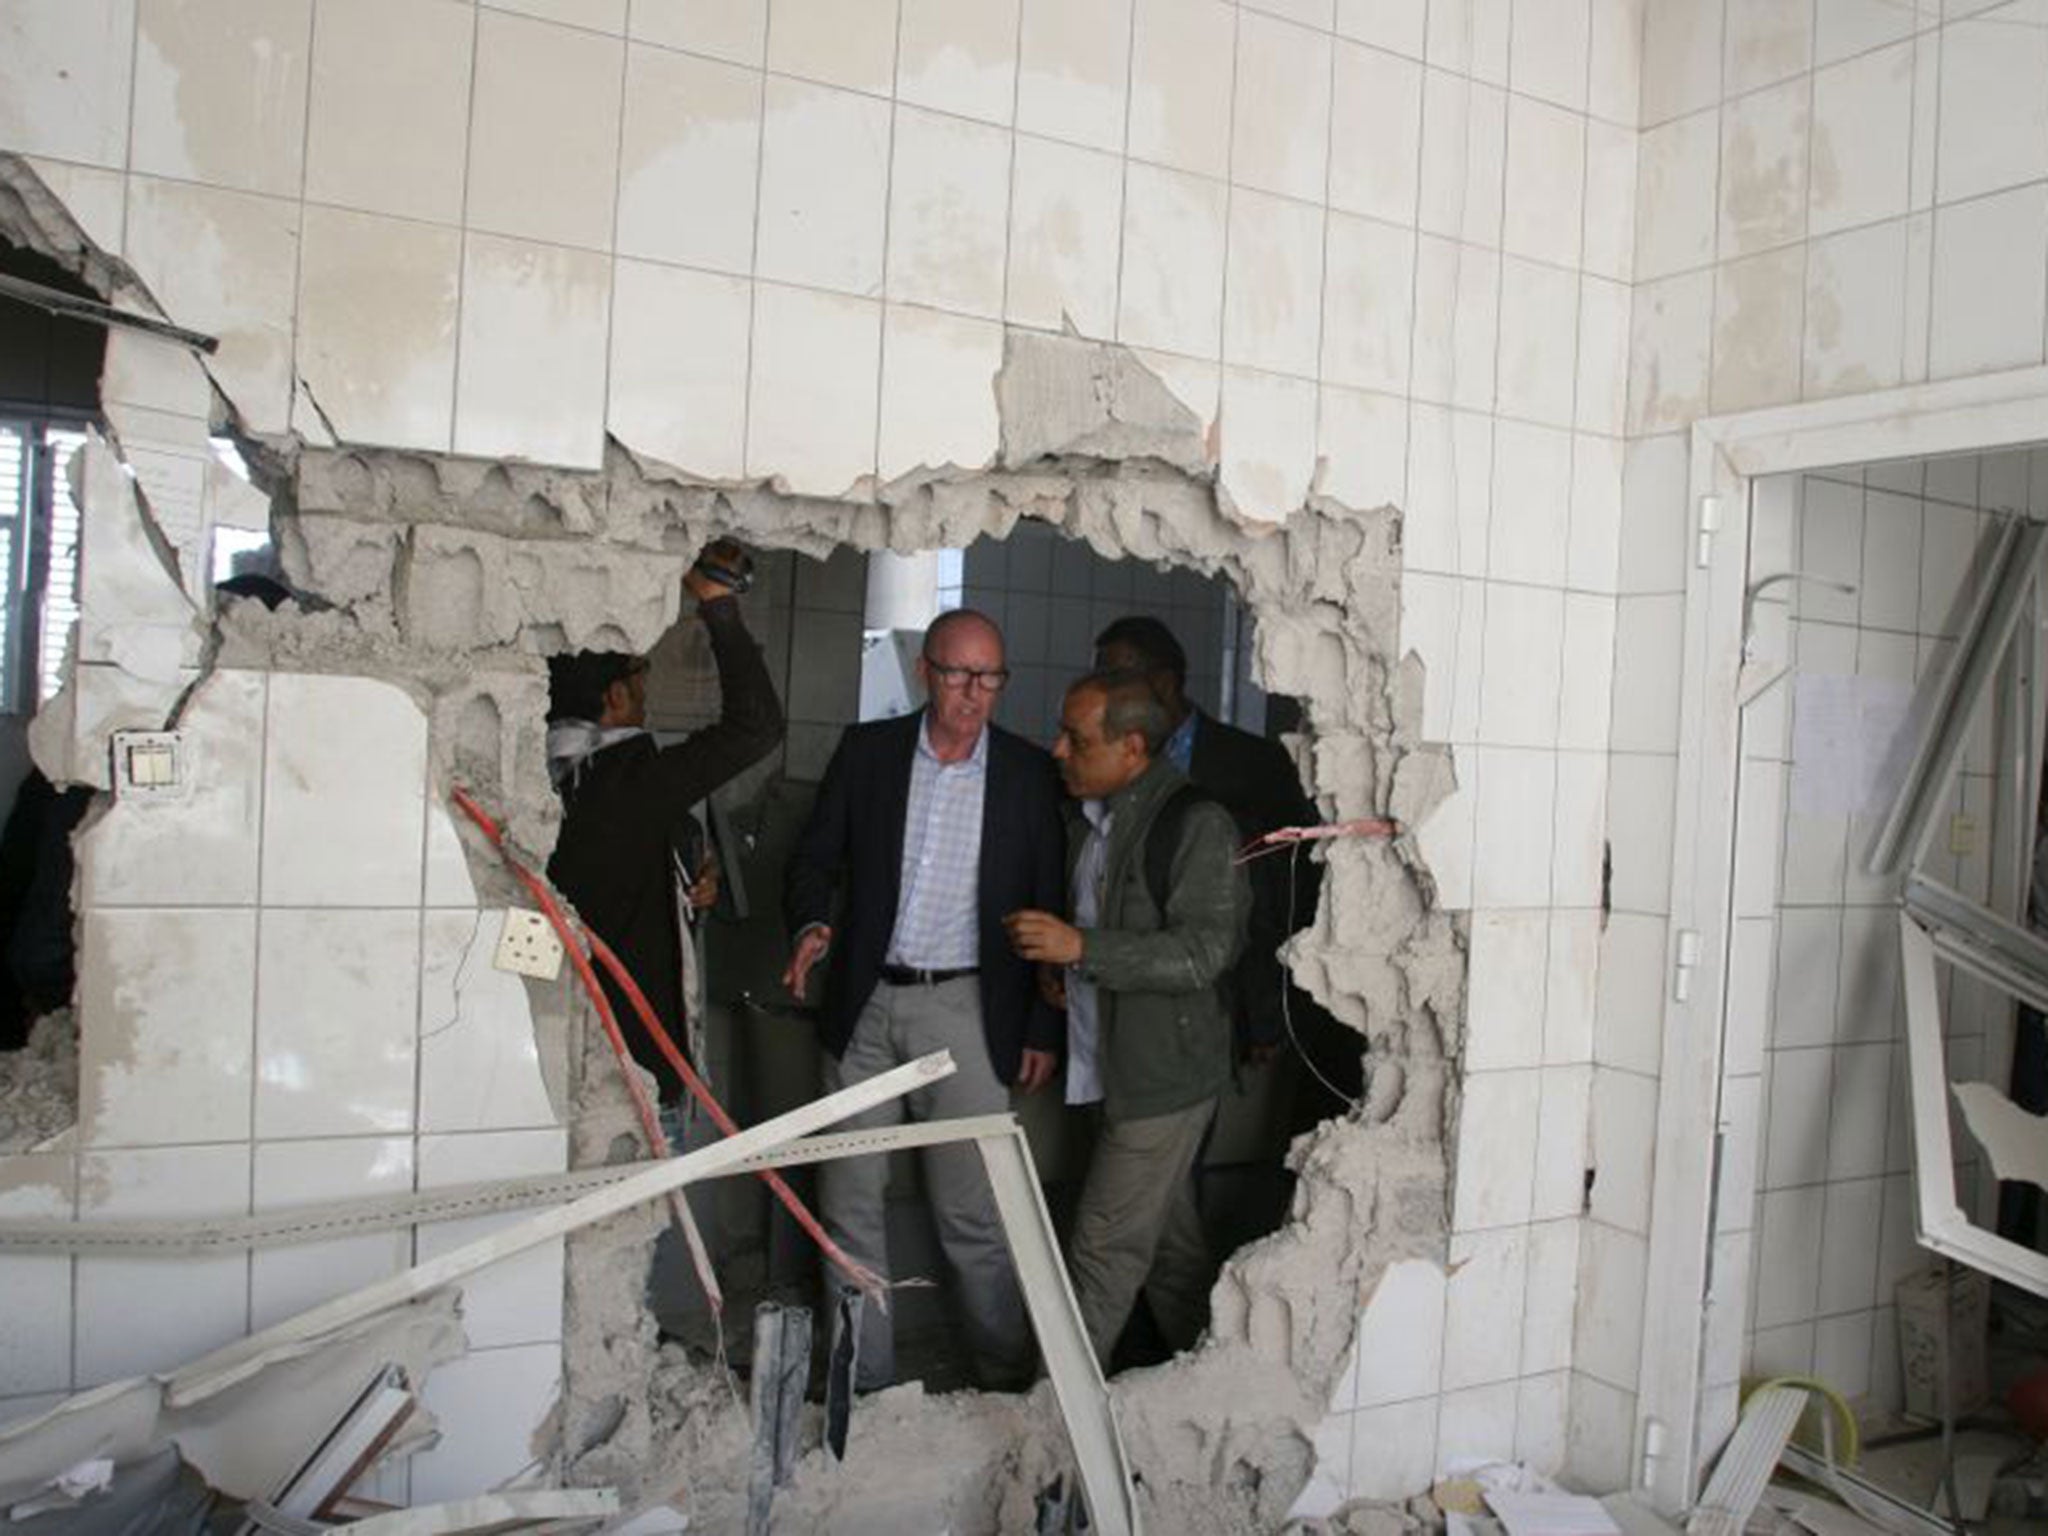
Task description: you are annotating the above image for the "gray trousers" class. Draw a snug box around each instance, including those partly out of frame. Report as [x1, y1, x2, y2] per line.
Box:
[1067, 1097, 1217, 1365]
[819, 976, 1032, 1390]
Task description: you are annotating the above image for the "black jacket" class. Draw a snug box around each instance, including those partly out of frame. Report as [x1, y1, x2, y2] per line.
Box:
[1184, 708, 1321, 1049]
[548, 598, 784, 1098]
[784, 711, 1066, 1085]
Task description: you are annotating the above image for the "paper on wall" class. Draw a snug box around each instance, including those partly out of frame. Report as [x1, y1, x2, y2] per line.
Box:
[1789, 672, 1914, 819]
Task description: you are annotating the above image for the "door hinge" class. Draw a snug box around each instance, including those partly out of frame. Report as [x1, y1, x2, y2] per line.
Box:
[1672, 928, 1702, 1001]
[1696, 495, 1724, 568]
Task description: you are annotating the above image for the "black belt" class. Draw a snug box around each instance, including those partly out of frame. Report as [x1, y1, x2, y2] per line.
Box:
[878, 963, 978, 987]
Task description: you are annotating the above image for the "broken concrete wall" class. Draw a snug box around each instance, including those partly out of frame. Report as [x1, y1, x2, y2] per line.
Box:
[0, 0, 1654, 1520]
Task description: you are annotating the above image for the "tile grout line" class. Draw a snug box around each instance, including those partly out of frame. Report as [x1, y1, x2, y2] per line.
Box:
[597, 21, 634, 475]
[447, 3, 483, 457]
[1109, 0, 1141, 352]
[739, 1, 776, 481]
[286, 0, 319, 446]
[996, 0, 1027, 334]
[867, 0, 910, 497]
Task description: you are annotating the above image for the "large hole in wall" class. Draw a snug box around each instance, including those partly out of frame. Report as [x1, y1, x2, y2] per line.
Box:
[602, 522, 1363, 1390]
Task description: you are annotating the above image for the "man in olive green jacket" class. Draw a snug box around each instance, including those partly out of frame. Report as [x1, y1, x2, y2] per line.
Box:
[1007, 669, 1249, 1364]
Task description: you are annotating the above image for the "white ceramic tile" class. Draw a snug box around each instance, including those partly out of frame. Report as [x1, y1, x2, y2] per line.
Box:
[1473, 747, 1555, 909]
[1814, 1311, 1875, 1401]
[482, 0, 627, 28]
[1774, 906, 1844, 1052]
[1478, 584, 1563, 749]
[1510, 0, 1589, 107]
[1289, 1408, 1354, 1518]
[1627, 269, 1714, 435]
[1589, 1068, 1657, 1234]
[1416, 761, 1476, 910]
[896, 0, 1018, 124]
[1608, 595, 1683, 755]
[1826, 1040, 1892, 1181]
[1330, 42, 1423, 225]
[1815, 0, 1917, 66]
[1593, 913, 1664, 1077]
[616, 45, 761, 275]
[1919, 502, 1981, 636]
[1502, 96, 1584, 270]
[465, 12, 622, 250]
[1804, 219, 1909, 400]
[1418, 73, 1506, 249]
[1006, 135, 1123, 338]
[419, 911, 558, 1133]
[1444, 1225, 1529, 1389]
[1749, 1320, 1816, 1380]
[1565, 1372, 1636, 1491]
[1617, 432, 1689, 596]
[1232, 11, 1332, 203]
[1583, 118, 1637, 283]
[1936, 15, 2048, 206]
[1514, 1370, 1571, 1475]
[256, 908, 421, 1138]
[1425, 0, 1508, 80]
[1438, 1380, 1520, 1468]
[1223, 190, 1326, 378]
[1573, 281, 1629, 440]
[1411, 237, 1500, 413]
[1452, 1068, 1541, 1229]
[1572, 1219, 1647, 1389]
[1556, 593, 1622, 753]
[23, 158, 125, 259]
[1467, 911, 1549, 1072]
[1711, 247, 1805, 414]
[1545, 912, 1599, 1066]
[131, 0, 310, 196]
[1753, 1184, 1827, 1329]
[1550, 748, 1608, 909]
[1567, 433, 1624, 594]
[1404, 403, 1493, 578]
[1320, 213, 1414, 394]
[0, 0, 137, 169]
[1604, 752, 1676, 916]
[1639, 0, 1721, 123]
[410, 1343, 564, 1502]
[1317, 385, 1410, 515]
[747, 282, 882, 497]
[1348, 1397, 1441, 1499]
[1586, 0, 1643, 125]
[1634, 110, 1718, 283]
[1496, 260, 1580, 431]
[1352, 1257, 1447, 1406]
[1127, 0, 1236, 179]
[262, 673, 428, 905]
[77, 906, 256, 1146]
[0, 1156, 77, 1395]
[78, 669, 265, 907]
[764, 0, 897, 93]
[122, 177, 298, 435]
[1336, 0, 1426, 57]
[1732, 760, 1786, 918]
[887, 106, 1011, 319]
[1815, 1175, 1884, 1315]
[1399, 571, 1479, 740]
[879, 305, 1004, 480]
[418, 1130, 567, 1348]
[1835, 905, 1901, 1043]
[1520, 1218, 1581, 1374]
[608, 259, 750, 480]
[1724, 0, 1811, 93]
[304, 0, 471, 224]
[1930, 185, 2048, 380]
[454, 232, 611, 468]
[1726, 919, 1777, 1079]
[1532, 1060, 1594, 1220]
[75, 1144, 251, 1385]
[296, 206, 460, 453]
[1218, 367, 1317, 521]
[629, 0, 766, 62]
[1858, 488, 1922, 631]
[251, 1137, 412, 1328]
[1809, 44, 1912, 240]
[1764, 1045, 1833, 1189]
[755, 76, 891, 297]
[1015, 0, 1131, 152]
[1118, 162, 1229, 358]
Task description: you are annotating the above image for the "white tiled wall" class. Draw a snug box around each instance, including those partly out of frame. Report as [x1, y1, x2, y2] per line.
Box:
[1701, 453, 2028, 1444]
[0, 669, 565, 1498]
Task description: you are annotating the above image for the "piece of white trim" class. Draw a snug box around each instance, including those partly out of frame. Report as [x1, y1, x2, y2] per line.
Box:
[340, 1490, 619, 1534]
[165, 1051, 957, 1407]
[1685, 1385, 1806, 1536]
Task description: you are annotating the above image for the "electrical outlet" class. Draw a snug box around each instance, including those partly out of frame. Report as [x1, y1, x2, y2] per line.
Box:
[1950, 813, 1978, 857]
[494, 909, 564, 980]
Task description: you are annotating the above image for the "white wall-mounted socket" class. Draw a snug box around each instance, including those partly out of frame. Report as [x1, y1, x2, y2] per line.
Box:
[494, 908, 564, 981]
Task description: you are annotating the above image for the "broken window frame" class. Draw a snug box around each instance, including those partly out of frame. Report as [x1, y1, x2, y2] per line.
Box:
[1897, 877, 2048, 1297]
[0, 415, 87, 711]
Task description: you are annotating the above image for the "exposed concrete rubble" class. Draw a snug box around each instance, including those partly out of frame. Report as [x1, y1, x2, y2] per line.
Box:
[0, 150, 1468, 1531]
[0, 1011, 77, 1153]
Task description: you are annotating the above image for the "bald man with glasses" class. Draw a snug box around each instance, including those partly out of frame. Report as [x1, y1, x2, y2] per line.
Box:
[783, 608, 1065, 1391]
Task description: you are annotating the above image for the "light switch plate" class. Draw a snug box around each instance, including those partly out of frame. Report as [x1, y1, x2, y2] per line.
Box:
[494, 908, 564, 981]
[1949, 813, 1978, 857]
[111, 730, 190, 800]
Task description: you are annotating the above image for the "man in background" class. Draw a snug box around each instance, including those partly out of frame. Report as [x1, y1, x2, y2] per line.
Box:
[782, 608, 1064, 1391]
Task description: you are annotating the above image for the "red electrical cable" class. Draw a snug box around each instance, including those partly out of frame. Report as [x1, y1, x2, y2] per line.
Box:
[448, 787, 886, 1303]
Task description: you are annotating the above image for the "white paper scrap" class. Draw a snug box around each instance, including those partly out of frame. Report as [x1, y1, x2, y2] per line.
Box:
[1789, 673, 1914, 818]
[1484, 1491, 1624, 1536]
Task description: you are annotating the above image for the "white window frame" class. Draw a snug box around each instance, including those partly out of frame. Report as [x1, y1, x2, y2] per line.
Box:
[1636, 364, 2048, 1518]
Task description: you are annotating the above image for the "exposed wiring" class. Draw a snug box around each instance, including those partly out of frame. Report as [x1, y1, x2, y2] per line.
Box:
[1281, 841, 1366, 1114]
[1234, 816, 1399, 866]
[449, 787, 887, 1306]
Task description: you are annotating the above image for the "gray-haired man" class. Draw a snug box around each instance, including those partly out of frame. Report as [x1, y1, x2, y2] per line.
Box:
[1006, 669, 1249, 1364]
